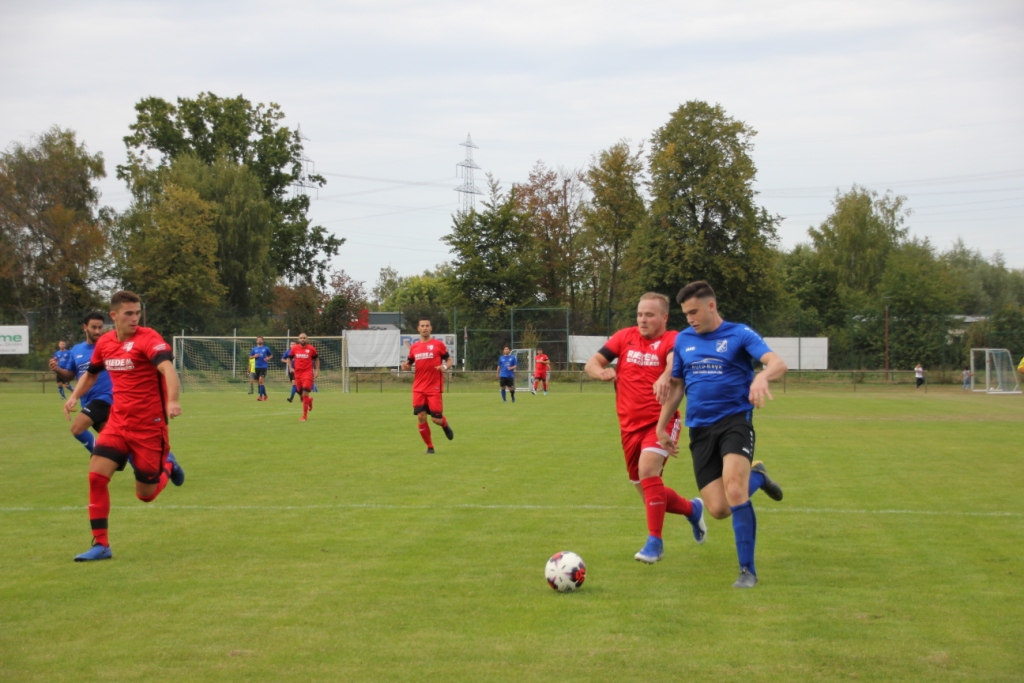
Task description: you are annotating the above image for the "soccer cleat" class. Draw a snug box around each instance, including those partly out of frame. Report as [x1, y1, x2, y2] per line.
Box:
[167, 452, 185, 486]
[688, 497, 707, 544]
[425, 447, 435, 454]
[299, 416, 307, 422]
[733, 567, 758, 588]
[443, 424, 454, 441]
[531, 389, 536, 395]
[287, 396, 294, 403]
[74, 542, 112, 562]
[751, 461, 783, 501]
[634, 535, 664, 564]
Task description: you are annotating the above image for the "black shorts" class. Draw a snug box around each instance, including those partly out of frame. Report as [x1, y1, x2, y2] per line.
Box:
[81, 399, 111, 432]
[499, 376, 515, 388]
[688, 411, 755, 490]
[288, 370, 295, 381]
[254, 367, 267, 379]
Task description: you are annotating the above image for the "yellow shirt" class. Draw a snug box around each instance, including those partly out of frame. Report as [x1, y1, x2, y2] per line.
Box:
[249, 358, 256, 373]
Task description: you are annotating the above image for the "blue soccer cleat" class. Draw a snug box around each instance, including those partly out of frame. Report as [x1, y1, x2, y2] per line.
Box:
[634, 535, 664, 564]
[688, 497, 707, 544]
[74, 542, 112, 562]
[167, 452, 185, 487]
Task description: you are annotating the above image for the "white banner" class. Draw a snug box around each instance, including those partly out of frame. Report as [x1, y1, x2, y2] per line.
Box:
[764, 337, 829, 370]
[344, 330, 400, 368]
[569, 335, 611, 364]
[0, 326, 29, 354]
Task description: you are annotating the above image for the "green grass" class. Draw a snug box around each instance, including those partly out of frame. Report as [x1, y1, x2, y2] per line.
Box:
[1, 386, 1022, 682]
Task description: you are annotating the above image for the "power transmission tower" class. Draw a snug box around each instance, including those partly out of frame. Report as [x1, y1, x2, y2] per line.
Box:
[291, 124, 319, 199]
[454, 133, 482, 214]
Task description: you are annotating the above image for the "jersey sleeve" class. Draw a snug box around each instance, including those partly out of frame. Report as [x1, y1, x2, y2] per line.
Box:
[599, 329, 626, 362]
[88, 341, 106, 374]
[741, 327, 773, 362]
[671, 334, 686, 379]
[310, 345, 318, 359]
[439, 341, 450, 361]
[144, 331, 174, 365]
[59, 352, 74, 372]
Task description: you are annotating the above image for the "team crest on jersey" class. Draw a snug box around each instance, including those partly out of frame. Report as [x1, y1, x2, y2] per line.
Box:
[122, 341, 134, 352]
[716, 340, 728, 353]
[651, 341, 661, 350]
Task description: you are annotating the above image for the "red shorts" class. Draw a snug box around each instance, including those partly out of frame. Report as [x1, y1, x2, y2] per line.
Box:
[412, 391, 443, 417]
[534, 372, 547, 381]
[294, 372, 314, 392]
[620, 417, 681, 483]
[94, 424, 169, 484]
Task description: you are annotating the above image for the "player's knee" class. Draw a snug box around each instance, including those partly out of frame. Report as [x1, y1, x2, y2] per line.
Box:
[706, 500, 732, 520]
[724, 480, 748, 506]
[136, 490, 157, 503]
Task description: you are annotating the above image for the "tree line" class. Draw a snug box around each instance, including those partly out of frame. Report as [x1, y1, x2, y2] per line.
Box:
[3, 96, 1023, 371]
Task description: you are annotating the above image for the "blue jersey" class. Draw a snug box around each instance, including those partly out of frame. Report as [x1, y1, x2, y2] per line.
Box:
[64, 341, 114, 405]
[672, 321, 773, 428]
[498, 354, 517, 378]
[53, 350, 72, 374]
[251, 345, 272, 369]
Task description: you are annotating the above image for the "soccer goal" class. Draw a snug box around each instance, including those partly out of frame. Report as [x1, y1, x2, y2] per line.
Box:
[970, 348, 1021, 394]
[511, 348, 535, 393]
[173, 336, 348, 392]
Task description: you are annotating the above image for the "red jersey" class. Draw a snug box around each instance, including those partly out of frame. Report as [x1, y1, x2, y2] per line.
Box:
[534, 353, 550, 377]
[600, 327, 678, 433]
[407, 338, 449, 394]
[289, 343, 318, 374]
[89, 326, 173, 431]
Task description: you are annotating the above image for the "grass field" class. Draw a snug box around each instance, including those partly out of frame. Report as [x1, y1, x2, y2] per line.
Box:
[1, 384, 1022, 682]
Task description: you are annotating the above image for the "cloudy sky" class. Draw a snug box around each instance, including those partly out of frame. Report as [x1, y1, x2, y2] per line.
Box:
[3, 0, 1022, 289]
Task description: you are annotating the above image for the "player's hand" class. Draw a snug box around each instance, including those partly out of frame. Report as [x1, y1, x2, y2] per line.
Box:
[63, 396, 77, 421]
[653, 374, 672, 404]
[656, 428, 679, 457]
[48, 358, 60, 371]
[599, 367, 616, 382]
[167, 400, 182, 419]
[749, 375, 774, 408]
[400, 362, 411, 371]
[436, 364, 447, 372]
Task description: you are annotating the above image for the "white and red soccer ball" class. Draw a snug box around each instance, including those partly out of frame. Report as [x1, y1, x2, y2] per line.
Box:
[545, 551, 586, 592]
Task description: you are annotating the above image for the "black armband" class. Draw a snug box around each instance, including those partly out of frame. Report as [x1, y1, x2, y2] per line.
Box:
[153, 351, 174, 365]
[598, 346, 616, 363]
[440, 353, 450, 361]
[87, 362, 105, 375]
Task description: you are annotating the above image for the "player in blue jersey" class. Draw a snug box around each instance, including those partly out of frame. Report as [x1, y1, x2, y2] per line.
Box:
[656, 281, 787, 589]
[52, 341, 73, 398]
[250, 336, 273, 401]
[281, 349, 298, 402]
[48, 312, 113, 454]
[497, 346, 517, 402]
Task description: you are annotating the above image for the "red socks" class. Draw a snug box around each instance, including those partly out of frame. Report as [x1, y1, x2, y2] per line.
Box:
[302, 395, 310, 419]
[88, 472, 111, 546]
[418, 422, 433, 447]
[641, 476, 694, 538]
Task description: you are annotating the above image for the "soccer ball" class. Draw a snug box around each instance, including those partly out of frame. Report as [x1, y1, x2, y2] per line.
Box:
[545, 551, 586, 592]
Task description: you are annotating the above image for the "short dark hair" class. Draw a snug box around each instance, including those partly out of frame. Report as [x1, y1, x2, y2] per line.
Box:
[676, 281, 716, 304]
[82, 311, 105, 325]
[110, 290, 141, 308]
[418, 318, 432, 324]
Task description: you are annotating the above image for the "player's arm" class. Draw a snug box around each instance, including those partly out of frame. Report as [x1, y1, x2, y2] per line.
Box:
[653, 350, 674, 404]
[49, 358, 76, 382]
[749, 351, 787, 409]
[155, 360, 182, 418]
[64, 364, 100, 419]
[584, 351, 616, 382]
[313, 355, 320, 377]
[655, 378, 685, 456]
[438, 353, 450, 372]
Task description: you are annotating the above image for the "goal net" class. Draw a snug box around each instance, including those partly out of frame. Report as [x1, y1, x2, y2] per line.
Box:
[970, 348, 1021, 394]
[173, 336, 348, 392]
[512, 348, 535, 392]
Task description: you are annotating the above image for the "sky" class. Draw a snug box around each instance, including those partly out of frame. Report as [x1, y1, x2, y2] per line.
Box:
[2, 0, 1022, 291]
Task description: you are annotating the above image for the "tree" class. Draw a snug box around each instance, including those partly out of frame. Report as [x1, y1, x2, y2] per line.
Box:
[120, 184, 226, 333]
[322, 270, 370, 333]
[443, 177, 540, 321]
[371, 266, 401, 310]
[0, 127, 107, 347]
[583, 141, 647, 332]
[377, 266, 454, 332]
[118, 92, 343, 285]
[636, 101, 779, 323]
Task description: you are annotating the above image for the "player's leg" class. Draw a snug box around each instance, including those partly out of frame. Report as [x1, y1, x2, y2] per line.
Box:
[70, 412, 96, 453]
[75, 430, 131, 561]
[415, 408, 434, 452]
[133, 432, 182, 502]
[428, 393, 453, 441]
[500, 377, 507, 402]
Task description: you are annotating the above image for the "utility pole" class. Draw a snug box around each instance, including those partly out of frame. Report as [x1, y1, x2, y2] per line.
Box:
[454, 134, 482, 214]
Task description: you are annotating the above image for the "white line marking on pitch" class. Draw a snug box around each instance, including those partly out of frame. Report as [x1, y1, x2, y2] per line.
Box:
[0, 503, 1020, 517]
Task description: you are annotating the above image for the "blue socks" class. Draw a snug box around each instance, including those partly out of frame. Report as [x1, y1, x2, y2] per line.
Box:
[501, 389, 507, 402]
[748, 470, 765, 497]
[289, 385, 298, 399]
[730, 501, 757, 576]
[73, 430, 95, 453]
[258, 384, 266, 397]
[58, 386, 66, 399]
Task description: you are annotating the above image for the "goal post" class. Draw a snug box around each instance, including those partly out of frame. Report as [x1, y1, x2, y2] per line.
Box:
[512, 348, 535, 393]
[173, 335, 348, 392]
[970, 348, 1021, 394]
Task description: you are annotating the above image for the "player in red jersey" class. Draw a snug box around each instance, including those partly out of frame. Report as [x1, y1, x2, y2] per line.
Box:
[584, 292, 706, 564]
[62, 291, 185, 562]
[286, 333, 319, 422]
[532, 347, 550, 395]
[400, 318, 454, 453]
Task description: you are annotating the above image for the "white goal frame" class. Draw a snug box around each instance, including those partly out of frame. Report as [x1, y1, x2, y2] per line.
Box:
[970, 348, 1021, 394]
[511, 348, 535, 393]
[173, 335, 348, 392]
